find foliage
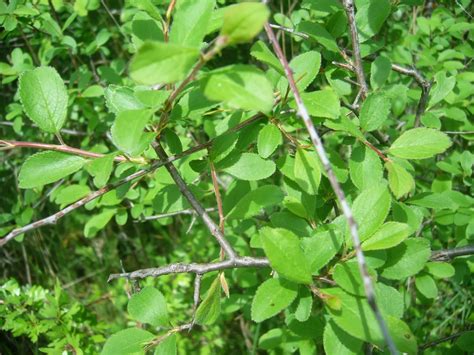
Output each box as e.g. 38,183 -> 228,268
0,0 -> 473,354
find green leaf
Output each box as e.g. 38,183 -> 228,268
154,334 -> 176,355
19,152 -> 86,189
127,287 -> 169,327
415,274 -> 438,299
251,278 -> 298,323
260,227 -> 312,284
333,260 -> 376,296
298,21 -> 339,52
351,184 -> 391,242
370,56 -> 391,90
19,66 -> 68,133
286,51 -> 321,92
323,321 -> 363,355
195,277 -> 221,325
169,0 -> 215,48
425,262 -> 455,279
105,85 -> 145,115
301,228 -> 343,274
385,161 -> 415,198
223,153 -> 276,181
227,185 -> 284,220
202,65 -> 274,113
294,148 -> 321,195
86,154 -> 115,188
111,109 -> 154,157
388,128 -> 452,159
428,71 -> 456,108
220,2 -> 269,45
355,0 -> 391,42
101,328 -> 154,355
257,124 -> 282,159
299,89 -> 340,119
130,41 -> 199,85
84,209 -> 116,238
362,222 -> 412,251
55,185 -> 91,207
294,288 -> 313,322
349,145 -> 383,190
250,40 -> 284,75
381,238 -> 431,280
359,92 -> 391,132
82,84 -> 104,98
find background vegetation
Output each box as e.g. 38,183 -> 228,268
0,0 -> 473,354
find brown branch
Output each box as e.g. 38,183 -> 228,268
0,114 -> 264,247
210,162 -> 225,234
431,245 -> 474,262
0,140 -> 126,162
264,23 -> 397,355
342,0 -> 369,99
153,141 -> 237,259
108,257 -> 270,281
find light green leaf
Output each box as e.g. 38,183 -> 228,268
202,65 -> 274,113
19,152 -> 86,189
260,227 -> 312,284
355,0 -> 391,42
19,66 -> 68,133
220,2 -> 269,45
295,287 -> 313,322
351,184 -> 391,242
55,185 -> 91,207
127,287 -> 169,327
130,41 -> 199,85
381,238 -> 431,280
323,321 -> 363,355
227,185 -> 284,220
349,145 -> 383,190
154,334 -> 176,355
362,222 -> 412,251
286,51 -> 321,92
425,262 -> 455,279
298,21 -> 339,52
251,278 -> 298,323
301,229 -> 343,274
257,124 -> 282,159
415,274 -> 438,299
101,328 -> 154,355
169,0 -> 215,47
370,56 -> 391,90
195,277 -> 221,325
82,84 -> 104,98
86,154 -> 115,188
111,109 -> 153,157
223,153 -> 276,181
333,260 -> 376,296
299,89 -> 340,119
105,85 -> 145,115
84,209 -> 116,238
385,161 -> 415,198
428,71 -> 456,108
250,40 -> 284,75
359,92 -> 391,132
294,148 -> 321,195
388,128 -> 452,159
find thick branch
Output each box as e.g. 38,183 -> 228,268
431,245 -> 474,262
0,114 -> 264,247
264,23 -> 397,355
153,141 -> 237,260
342,0 -> 369,99
0,140 -> 126,162
108,257 -> 270,281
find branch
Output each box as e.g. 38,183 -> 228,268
108,257 -> 270,281
0,140 -> 126,162
419,329 -> 471,350
264,23 -> 397,355
135,208 -> 216,222
152,141 -> 237,260
0,114 -> 264,247
431,245 -> 474,262
342,0 -> 369,99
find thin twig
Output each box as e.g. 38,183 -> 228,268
264,22 -> 397,355
136,208 -> 216,222
108,257 -> 270,281
342,0 -> 369,99
153,141 -> 236,259
210,162 -> 225,234
431,245 -> 474,261
420,329 -> 471,350
269,23 -> 309,39
0,140 -> 126,162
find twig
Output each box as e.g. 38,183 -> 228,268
269,23 -> 309,39
136,208 -> 216,222
0,114 -> 264,247
108,257 -> 270,281
419,329 -> 471,350
443,131 -> 474,135
0,140 -> 126,162
0,121 -> 87,136
264,22 -> 397,355
342,0 -> 369,99
210,162 -> 225,234
153,141 -> 236,260
431,245 -> 474,261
